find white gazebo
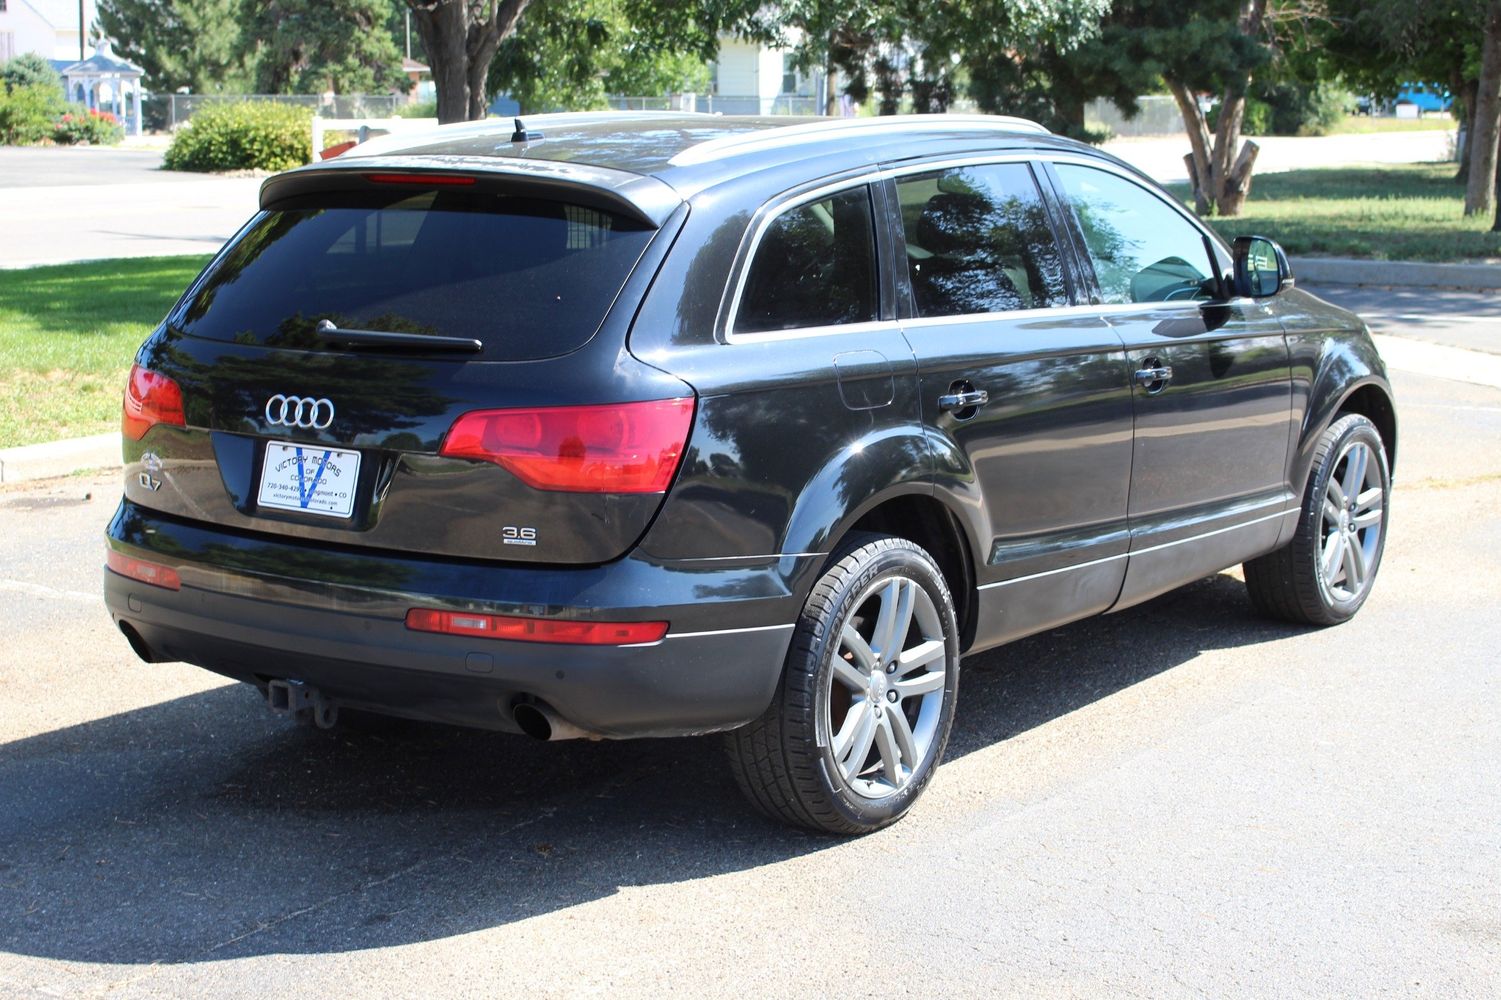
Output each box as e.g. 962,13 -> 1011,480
57,41 -> 144,136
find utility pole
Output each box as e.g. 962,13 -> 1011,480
78,0 -> 85,60
405,10 -> 411,60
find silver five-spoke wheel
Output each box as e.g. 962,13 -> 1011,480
726,533 -> 960,834
828,576 -> 947,799
1244,413 -> 1391,625
1317,438 -> 1385,603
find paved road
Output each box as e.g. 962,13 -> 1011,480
0,128 -> 1460,268
1,319 -> 1498,993
0,148 -> 259,268
1103,129 -> 1455,185
1304,283 -> 1501,356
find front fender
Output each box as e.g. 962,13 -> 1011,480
1291,326 -> 1395,492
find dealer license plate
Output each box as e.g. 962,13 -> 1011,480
257,441 -> 361,518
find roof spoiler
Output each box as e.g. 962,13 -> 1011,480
259,156 -> 682,228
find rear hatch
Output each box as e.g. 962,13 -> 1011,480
122,170 -> 692,565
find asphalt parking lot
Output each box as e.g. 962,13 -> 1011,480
2,342 -> 1499,995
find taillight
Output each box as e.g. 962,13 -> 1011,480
439,398 -> 694,493
122,363 -> 185,441
365,173 -> 476,186
106,549 -> 181,591
405,608 -> 667,645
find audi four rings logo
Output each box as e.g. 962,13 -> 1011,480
265,394 -> 335,429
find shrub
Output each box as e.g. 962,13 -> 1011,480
53,105 -> 125,145
394,99 -> 437,119
164,101 -> 312,172
0,83 -> 65,145
1,53 -> 61,93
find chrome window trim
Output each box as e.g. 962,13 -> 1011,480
722,149 -> 1255,345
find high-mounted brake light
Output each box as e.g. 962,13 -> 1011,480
122,363 -> 185,441
439,398 -> 694,493
365,173 -> 477,187
106,549 -> 181,591
405,609 -> 668,645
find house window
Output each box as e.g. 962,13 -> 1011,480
0,32 -> 14,63
781,55 -> 797,95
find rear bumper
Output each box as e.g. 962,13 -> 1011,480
104,500 -> 807,738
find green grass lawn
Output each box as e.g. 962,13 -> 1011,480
0,255 -> 210,448
1319,114 -> 1457,135
1168,162 -> 1501,262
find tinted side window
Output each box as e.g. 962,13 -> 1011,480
896,163 -> 1067,318
737,186 -> 877,334
1054,164 -> 1213,305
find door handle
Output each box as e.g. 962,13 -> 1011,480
1133,361 -> 1173,394
937,388 -> 989,412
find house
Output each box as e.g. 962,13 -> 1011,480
710,33 -> 827,116
0,0 -> 98,63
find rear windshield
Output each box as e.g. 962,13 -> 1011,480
171,189 -> 655,361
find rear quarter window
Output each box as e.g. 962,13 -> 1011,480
172,188 -> 656,361
734,185 -> 878,335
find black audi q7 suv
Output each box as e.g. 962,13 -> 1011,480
105,113 -> 1395,834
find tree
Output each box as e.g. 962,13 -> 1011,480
487,0 -> 713,114
403,0 -> 534,122
97,0 -> 252,94
246,0 -> 408,95
1470,2 -> 1501,216
1320,0 -> 1501,216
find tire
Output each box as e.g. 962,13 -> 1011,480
1244,413 -> 1391,625
725,532 -> 961,835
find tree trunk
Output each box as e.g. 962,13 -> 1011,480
825,45 -> 837,116
406,0 -> 531,125
1452,71 -> 1477,183
1166,0 -> 1266,217
1464,1 -> 1501,216
1169,80 -> 1214,214
1494,164 -> 1501,231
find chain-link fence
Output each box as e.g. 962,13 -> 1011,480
606,94 -> 821,116
141,93 -> 404,133
1085,95 -> 1184,138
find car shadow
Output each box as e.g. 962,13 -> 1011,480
0,572 -> 1308,967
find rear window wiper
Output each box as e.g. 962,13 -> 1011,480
315,319 -> 483,354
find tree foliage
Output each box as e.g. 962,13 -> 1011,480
247,0 -> 408,95
1,53 -> 63,92
488,0 -> 715,113
98,0 -> 253,94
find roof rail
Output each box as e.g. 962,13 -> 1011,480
668,113 -> 1050,167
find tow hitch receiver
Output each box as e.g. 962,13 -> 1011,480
265,678 -> 339,729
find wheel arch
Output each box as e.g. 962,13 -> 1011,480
822,490 -> 981,653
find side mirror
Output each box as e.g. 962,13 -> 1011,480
1232,235 -> 1293,298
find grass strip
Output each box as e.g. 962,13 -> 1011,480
0,255 -> 211,448
1168,163 -> 1501,262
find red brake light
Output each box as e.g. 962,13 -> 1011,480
405,608 -> 667,645
365,173 -> 476,186
439,398 -> 694,493
106,549 -> 181,591
122,363 -> 185,441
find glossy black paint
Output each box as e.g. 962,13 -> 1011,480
106,114 -> 1395,739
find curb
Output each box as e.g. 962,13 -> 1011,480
0,433 -> 120,484
1291,257 -> 1501,291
